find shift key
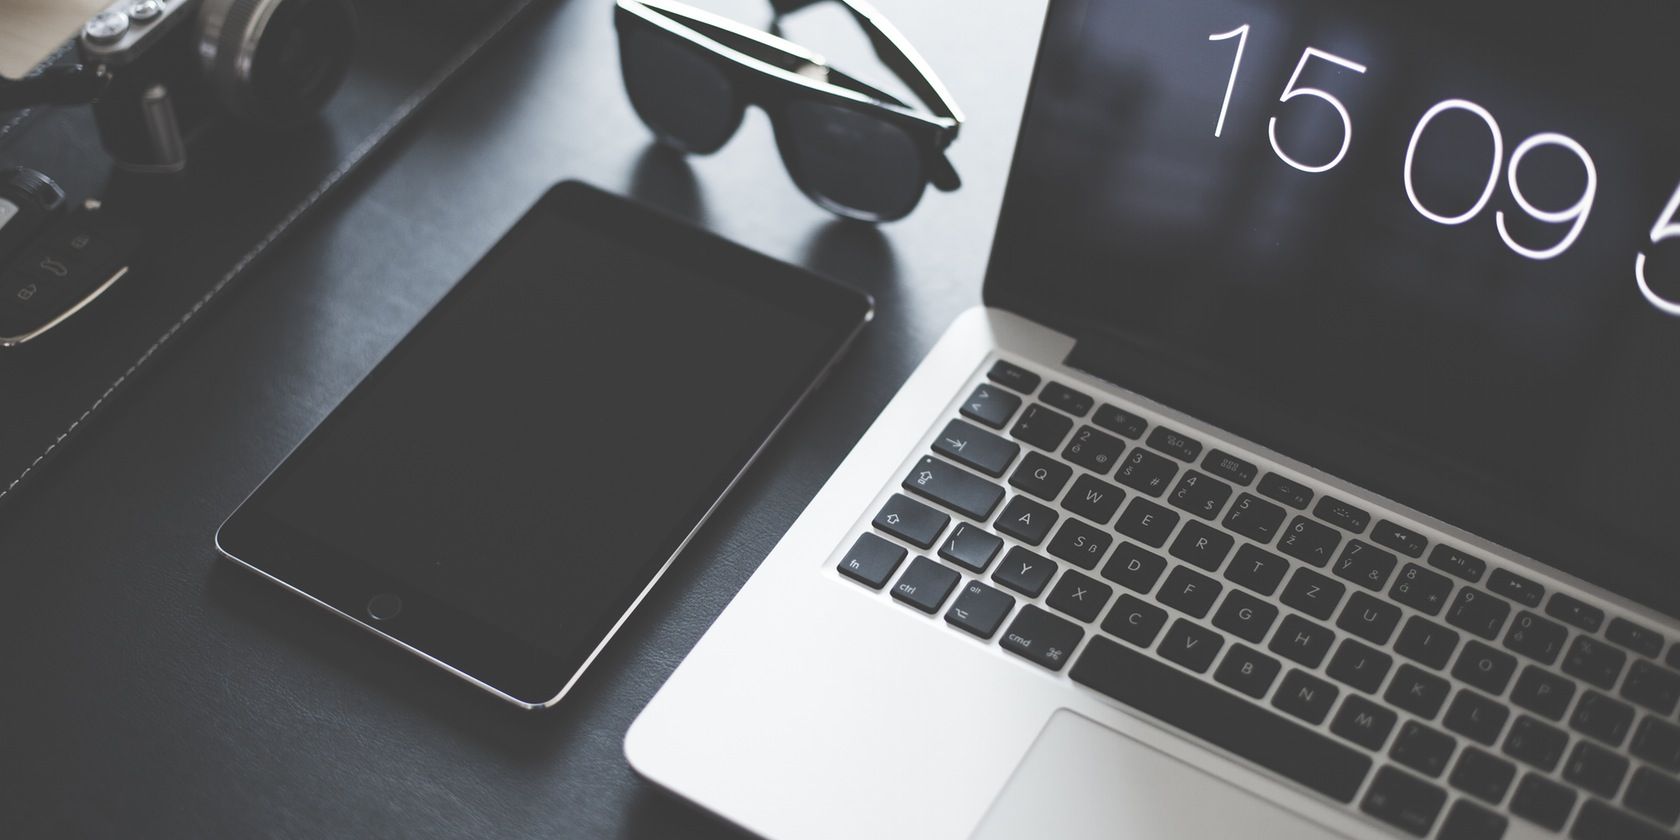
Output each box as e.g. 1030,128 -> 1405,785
904,456 -> 1005,521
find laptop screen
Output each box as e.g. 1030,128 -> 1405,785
986,0 -> 1680,617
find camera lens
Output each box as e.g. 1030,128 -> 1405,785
196,0 -> 356,125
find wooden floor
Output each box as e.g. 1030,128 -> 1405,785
1,0 -> 107,78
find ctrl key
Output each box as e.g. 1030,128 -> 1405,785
837,533 -> 906,590
1360,766 -> 1446,837
1000,605 -> 1084,672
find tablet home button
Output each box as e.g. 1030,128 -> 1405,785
367,593 -> 403,621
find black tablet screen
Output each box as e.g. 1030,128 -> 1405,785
240,184 -> 867,688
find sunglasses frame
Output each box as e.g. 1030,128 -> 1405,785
614,0 -> 964,220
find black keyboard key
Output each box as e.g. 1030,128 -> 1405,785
1511,665 -> 1577,721
1327,638 -> 1393,694
873,493 -> 950,549
1569,690 -> 1634,747
1269,614 -> 1336,669
1562,636 -> 1627,690
1620,660 -> 1680,716
1337,591 -> 1403,645
960,383 -> 1023,429
1572,798 -> 1675,840
1046,519 -> 1111,570
1391,720 -> 1457,778
1168,520 -> 1233,572
1257,472 -> 1313,509
1624,765 -> 1680,826
1102,543 -> 1167,594
1223,492 -> 1287,544
1159,618 -> 1224,673
986,359 -> 1040,394
1070,635 -> 1374,803
1000,605 -> 1083,671
1202,449 -> 1257,485
1360,765 -> 1447,837
1157,565 -> 1222,619
1278,515 -> 1341,567
1101,594 -> 1167,647
1146,425 -> 1202,462
1167,470 -> 1233,520
1333,540 -> 1397,591
837,533 -> 906,589
1451,746 -> 1517,804
1010,403 -> 1075,452
1438,799 -> 1507,840
1453,641 -> 1518,695
1510,772 -> 1576,831
1008,451 -> 1072,500
1372,520 -> 1428,558
1630,716 -> 1680,772
1114,447 -> 1178,497
1114,498 -> 1179,548
1447,588 -> 1512,640
1280,568 -> 1347,621
1062,425 -> 1125,474
1332,694 -> 1398,750
1546,592 -> 1604,633
1314,495 -> 1370,533
1387,664 -> 1452,719
945,580 -> 1014,639
939,522 -> 1004,573
1273,668 -> 1339,725
1213,590 -> 1278,644
1503,610 -> 1568,665
1224,543 -> 1290,596
1395,616 -> 1462,670
1444,690 -> 1510,746
1563,741 -> 1629,800
1060,474 -> 1125,525
1214,643 -> 1282,699
1430,545 -> 1488,583
1390,562 -> 1454,616
891,556 -> 961,614
1503,715 -> 1568,771
1045,569 -> 1112,624
995,495 -> 1058,545
904,456 -> 1005,521
1487,568 -> 1544,608
1606,617 -> 1665,659
992,546 -> 1057,598
1092,403 -> 1147,439
1039,381 -> 1093,416
933,419 -> 1021,477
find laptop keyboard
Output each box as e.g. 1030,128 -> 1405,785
834,358 -> 1680,840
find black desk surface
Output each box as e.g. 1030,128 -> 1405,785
0,1 -> 1046,836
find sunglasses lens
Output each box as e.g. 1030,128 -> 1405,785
778,100 -> 927,221
619,27 -> 742,153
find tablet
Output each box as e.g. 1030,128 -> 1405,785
217,181 -> 872,708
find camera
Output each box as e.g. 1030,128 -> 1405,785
77,0 -> 357,173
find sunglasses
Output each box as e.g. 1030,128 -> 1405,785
614,0 -> 964,222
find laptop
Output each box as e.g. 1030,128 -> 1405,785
626,0 -> 1680,837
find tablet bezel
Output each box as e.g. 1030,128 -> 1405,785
216,180 -> 873,708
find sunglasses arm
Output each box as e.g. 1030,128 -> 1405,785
770,0 -> 964,128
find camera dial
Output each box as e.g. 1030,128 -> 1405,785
83,12 -> 133,45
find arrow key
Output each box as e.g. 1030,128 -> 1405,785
933,418 -> 1020,477
873,493 -> 951,549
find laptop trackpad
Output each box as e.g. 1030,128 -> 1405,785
971,709 -> 1347,840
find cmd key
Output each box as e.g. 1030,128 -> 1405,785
1360,766 -> 1447,837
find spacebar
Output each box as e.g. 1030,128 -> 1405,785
1069,636 -> 1372,803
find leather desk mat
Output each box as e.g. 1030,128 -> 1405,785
0,1 -> 1046,836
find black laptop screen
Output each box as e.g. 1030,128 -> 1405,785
987,0 -> 1680,617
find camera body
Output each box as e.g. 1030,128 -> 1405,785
78,0 -> 356,172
